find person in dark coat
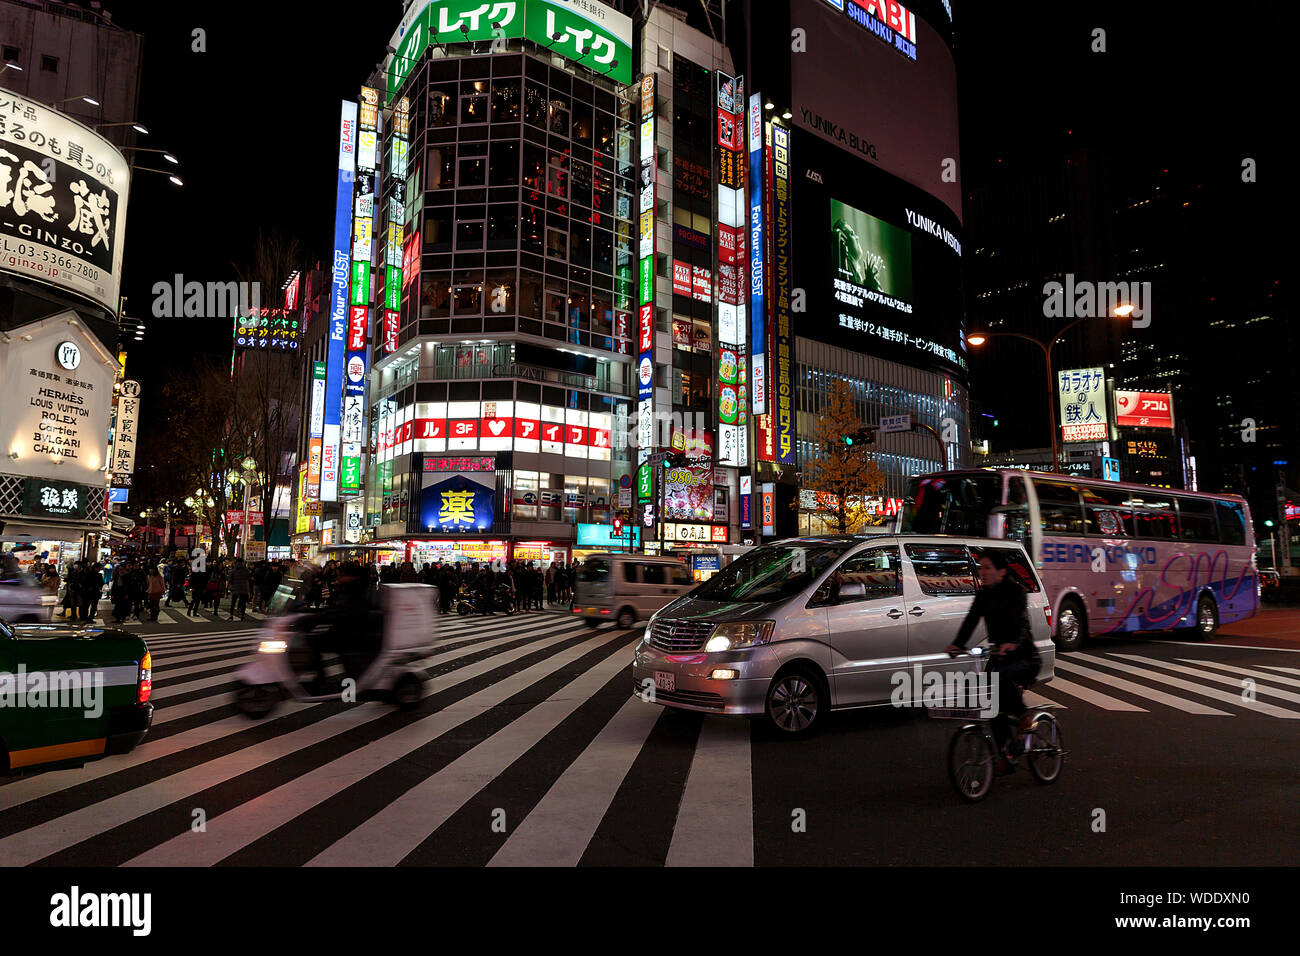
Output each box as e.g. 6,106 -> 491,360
945,550 -> 1042,765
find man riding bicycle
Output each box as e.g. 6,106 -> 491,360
945,550 -> 1041,773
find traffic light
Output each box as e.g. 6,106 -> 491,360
613,517 -> 623,536
665,451 -> 689,467
1264,519 -> 1275,528
844,427 -> 875,447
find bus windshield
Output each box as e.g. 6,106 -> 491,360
899,473 -> 1003,537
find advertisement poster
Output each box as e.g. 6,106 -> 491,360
664,462 -> 714,522
830,198 -> 913,307
1058,367 -> 1108,443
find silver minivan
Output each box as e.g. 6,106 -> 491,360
575,552 -> 696,628
632,534 -> 1056,735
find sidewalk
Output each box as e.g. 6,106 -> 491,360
1213,607 -> 1300,649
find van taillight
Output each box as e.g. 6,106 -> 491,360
1043,605 -> 1053,629
138,651 -> 152,704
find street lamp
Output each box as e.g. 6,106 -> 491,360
55,94 -> 100,107
95,120 -> 149,134
130,165 -> 183,186
0,62 -> 22,74
967,305 -> 1130,472
128,147 -> 178,164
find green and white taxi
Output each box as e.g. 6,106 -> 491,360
0,616 -> 153,773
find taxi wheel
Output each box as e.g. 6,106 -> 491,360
616,607 -> 637,628
765,667 -> 825,737
235,682 -> 280,719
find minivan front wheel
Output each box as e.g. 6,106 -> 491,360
765,668 -> 824,736
616,607 -> 636,628
1054,597 -> 1087,653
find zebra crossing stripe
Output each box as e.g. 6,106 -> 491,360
1180,659 -> 1300,689
1038,676 -> 1147,711
1110,654 -> 1300,708
6,627 -> 594,867
1054,659 -> 1232,715
488,697 -> 661,867
303,637 -> 640,867
1022,689 -> 1063,710
127,630 -> 630,867
1258,664 -> 1300,677
665,717 -> 754,867
154,609 -> 179,625
1071,653 -> 1300,718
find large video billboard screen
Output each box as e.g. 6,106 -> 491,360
794,128 -> 965,377
790,0 -> 961,220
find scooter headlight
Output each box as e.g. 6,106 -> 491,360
258,640 -> 288,654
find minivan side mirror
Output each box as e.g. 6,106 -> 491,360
986,513 -> 1007,539
836,582 -> 867,601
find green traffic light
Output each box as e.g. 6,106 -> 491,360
1265,519 -> 1275,527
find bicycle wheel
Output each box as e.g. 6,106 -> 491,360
948,726 -> 995,802
1026,713 -> 1064,784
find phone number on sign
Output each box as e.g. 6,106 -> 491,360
0,237 -> 101,279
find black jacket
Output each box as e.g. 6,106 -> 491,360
952,577 -> 1037,658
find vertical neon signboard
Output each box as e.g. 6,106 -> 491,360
322,100 -> 358,502
771,122 -> 795,465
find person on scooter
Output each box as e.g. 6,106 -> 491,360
303,561 -> 376,690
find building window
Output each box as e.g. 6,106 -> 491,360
40,54 -> 58,73
2,46 -> 19,63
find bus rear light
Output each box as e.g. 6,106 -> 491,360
138,651 -> 152,704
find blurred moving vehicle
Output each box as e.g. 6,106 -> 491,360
233,581 -> 434,718
0,554 -> 56,623
574,552 -> 695,628
632,535 -> 1055,736
0,615 -> 153,773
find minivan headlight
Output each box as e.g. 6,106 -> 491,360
704,621 -> 775,652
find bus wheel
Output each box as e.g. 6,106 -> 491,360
1054,598 -> 1086,653
1195,594 -> 1219,640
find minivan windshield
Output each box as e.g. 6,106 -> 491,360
692,542 -> 851,603
579,558 -> 610,583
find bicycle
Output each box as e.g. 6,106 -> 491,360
931,645 -> 1067,803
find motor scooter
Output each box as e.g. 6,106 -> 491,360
234,583 -> 435,718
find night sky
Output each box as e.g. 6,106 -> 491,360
106,0 -> 1292,432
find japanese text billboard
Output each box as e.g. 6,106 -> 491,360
0,91 -> 130,313
322,100 -> 358,502
1115,390 -> 1174,430
1058,367 -> 1108,442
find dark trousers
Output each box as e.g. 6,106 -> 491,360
990,652 -> 1039,752
230,593 -> 248,618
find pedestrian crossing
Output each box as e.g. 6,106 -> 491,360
1,612 -> 1298,867
48,604 -> 272,628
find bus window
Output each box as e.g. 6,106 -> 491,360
899,473 -> 1002,536
969,545 -> 1041,593
1032,479 -> 1086,535
1129,496 -> 1176,540
1215,501 -> 1247,546
995,474 -> 1032,543
1176,497 -> 1219,543
1081,485 -> 1133,537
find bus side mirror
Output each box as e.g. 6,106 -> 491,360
986,513 -> 1007,539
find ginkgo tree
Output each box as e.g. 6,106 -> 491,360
796,376 -> 888,534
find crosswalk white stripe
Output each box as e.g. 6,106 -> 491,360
304,636 -> 639,867
1022,689 -> 1063,709
488,696 -> 660,867
1037,677 -> 1147,711
156,653 -> 258,682
1111,654 -> 1300,708
154,609 -> 179,625
1259,664 -> 1300,676
142,628 -> 262,645
0,623 -> 573,812
128,629 -> 631,867
0,627 -> 593,866
665,717 -> 753,867
1185,658 -> 1300,686
1070,653 -> 1300,718
1053,659 -> 1232,715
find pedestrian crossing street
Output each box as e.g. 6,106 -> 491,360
1,611 -> 1298,867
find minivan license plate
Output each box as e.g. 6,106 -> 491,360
654,671 -> 675,692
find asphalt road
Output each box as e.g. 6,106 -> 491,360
2,607 -> 1297,866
